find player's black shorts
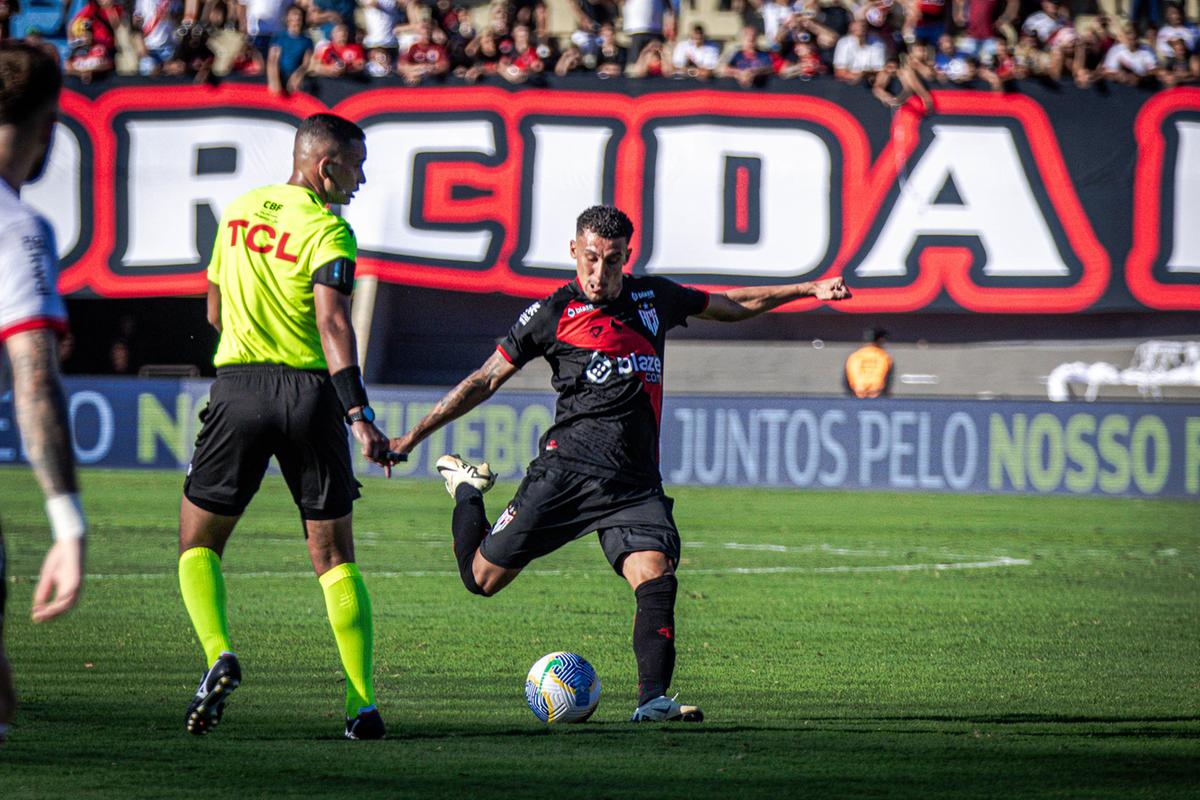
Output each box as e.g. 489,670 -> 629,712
479,463 -> 681,574
183,364 -> 360,520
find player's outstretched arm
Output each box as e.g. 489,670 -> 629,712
314,283 -> 394,473
390,349 -> 518,456
5,328 -> 87,622
697,276 -> 851,322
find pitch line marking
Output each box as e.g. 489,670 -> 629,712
16,557 -> 1031,582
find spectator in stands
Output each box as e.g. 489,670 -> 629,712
305,0 -> 357,40
595,21 -> 627,76
845,327 -> 893,398
364,43 -> 390,74
313,21 -> 364,76
1159,34 -> 1199,84
498,21 -> 542,81
980,36 -> 1016,90
1016,31 -> 1047,77
464,27 -> 505,79
776,7 -> 839,54
66,18 -> 115,82
904,37 -> 936,82
267,4 -> 312,95
1072,15 -> 1114,87
1156,4 -> 1195,58
554,41 -> 587,74
672,23 -> 720,79
202,3 -> 248,75
859,0 -> 900,53
756,0 -> 798,47
1021,0 -> 1067,49
0,0 -> 19,41
833,19 -> 885,83
933,31 -> 973,82
240,0 -> 291,57
227,33 -> 266,74
630,36 -> 668,76
398,19 -> 449,84
131,0 -> 181,75
510,0 -> 548,39
71,0 -> 127,54
901,0 -> 948,45
1128,0 -> 1163,31
776,34 -> 826,78
1102,22 -> 1158,84
575,0 -> 618,32
621,0 -> 673,62
872,56 -> 905,104
360,0 -> 413,63
722,25 -> 773,86
164,18 -> 214,81
953,0 -> 1016,64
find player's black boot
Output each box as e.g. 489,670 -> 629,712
344,707 -> 386,740
185,653 -> 241,735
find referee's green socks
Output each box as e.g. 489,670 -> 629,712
319,562 -> 377,718
178,546 -> 234,666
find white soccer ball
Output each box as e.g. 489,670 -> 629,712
524,652 -> 601,723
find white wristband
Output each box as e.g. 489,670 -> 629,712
46,493 -> 87,542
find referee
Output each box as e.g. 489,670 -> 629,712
177,113 -> 393,740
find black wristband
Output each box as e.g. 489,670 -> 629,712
330,366 -> 369,413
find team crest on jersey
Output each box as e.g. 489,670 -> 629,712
585,351 -> 614,384
491,504 -> 516,534
638,305 -> 660,335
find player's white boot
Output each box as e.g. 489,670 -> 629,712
435,454 -> 497,497
630,694 -> 704,723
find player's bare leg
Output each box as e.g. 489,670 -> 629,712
178,498 -> 241,734
623,550 -> 703,723
305,515 -> 383,739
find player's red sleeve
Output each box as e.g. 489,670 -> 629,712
0,316 -> 69,342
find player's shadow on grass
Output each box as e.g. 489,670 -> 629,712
808,713 -> 1200,725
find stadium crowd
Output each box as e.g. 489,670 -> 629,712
1,0 -> 1197,96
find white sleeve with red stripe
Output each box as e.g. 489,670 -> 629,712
0,211 -> 68,342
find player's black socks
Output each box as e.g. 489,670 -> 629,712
452,485 -> 489,596
633,574 -> 678,706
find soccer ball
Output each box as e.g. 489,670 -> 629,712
524,652 -> 601,723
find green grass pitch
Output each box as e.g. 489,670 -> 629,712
1,468 -> 1197,799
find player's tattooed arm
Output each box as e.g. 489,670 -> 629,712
390,350 -> 518,455
697,277 -> 851,321
5,329 -> 79,497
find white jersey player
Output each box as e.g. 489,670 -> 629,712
0,40 -> 87,746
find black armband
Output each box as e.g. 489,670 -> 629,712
312,257 -> 357,295
330,366 -> 369,413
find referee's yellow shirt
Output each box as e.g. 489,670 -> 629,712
208,184 -> 356,370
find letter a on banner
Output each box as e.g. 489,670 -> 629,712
855,125 -> 1069,279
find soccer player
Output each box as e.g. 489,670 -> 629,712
0,41 -> 89,744
178,113 -> 393,740
389,205 -> 850,721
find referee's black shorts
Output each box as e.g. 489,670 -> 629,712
479,463 -> 681,575
184,364 -> 360,520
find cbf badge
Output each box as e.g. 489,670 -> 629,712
638,305 -> 660,335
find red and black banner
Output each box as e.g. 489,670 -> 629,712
33,77 -> 1200,313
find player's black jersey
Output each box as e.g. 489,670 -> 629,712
498,275 -> 709,485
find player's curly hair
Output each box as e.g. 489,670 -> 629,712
576,206 -> 634,242
0,41 -> 62,127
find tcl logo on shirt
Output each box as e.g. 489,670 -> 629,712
226,219 -> 299,263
